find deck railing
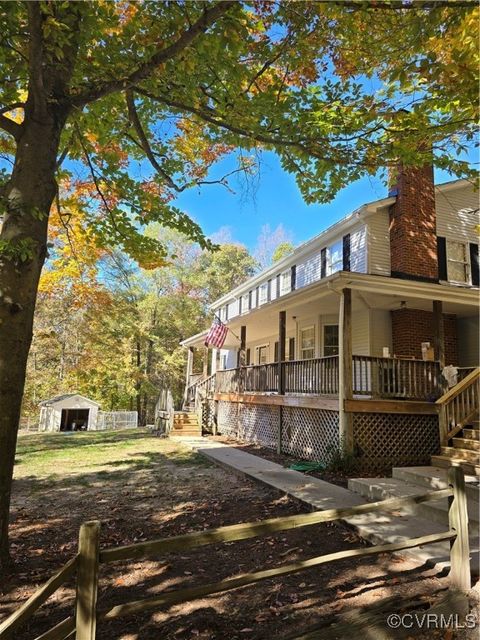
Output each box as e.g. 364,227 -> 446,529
285,356 -> 339,395
188,355 -> 446,402
352,355 -> 443,400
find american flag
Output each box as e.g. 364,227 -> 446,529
205,316 -> 228,349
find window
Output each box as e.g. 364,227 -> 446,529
257,345 -> 268,364
328,240 -> 343,275
280,269 -> 291,295
250,289 -> 257,309
324,325 -> 339,356
240,294 -> 249,314
288,337 -> 295,361
259,282 -> 269,305
447,240 -> 470,284
300,326 -> 315,359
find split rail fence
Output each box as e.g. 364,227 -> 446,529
0,467 -> 471,640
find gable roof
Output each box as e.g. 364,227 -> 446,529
39,393 -> 101,407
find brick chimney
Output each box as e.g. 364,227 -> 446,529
388,163 -> 438,282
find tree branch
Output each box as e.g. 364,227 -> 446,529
0,114 -> 21,140
71,1 -> 234,107
126,89 -> 181,192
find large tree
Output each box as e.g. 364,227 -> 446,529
0,0 -> 477,565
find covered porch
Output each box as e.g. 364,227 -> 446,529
183,272 -> 478,405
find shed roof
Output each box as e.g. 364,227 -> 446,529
39,393 -> 101,407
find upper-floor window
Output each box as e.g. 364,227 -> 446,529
447,240 -> 470,284
328,240 -> 343,276
240,293 -> 249,314
250,289 -> 257,309
280,269 -> 291,296
300,326 -> 315,359
259,282 -> 269,305
219,306 -> 227,322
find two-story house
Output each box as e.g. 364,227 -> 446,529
180,165 -> 479,473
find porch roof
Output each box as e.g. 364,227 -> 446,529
181,271 -> 479,349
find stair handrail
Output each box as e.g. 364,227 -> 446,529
435,367 -> 480,406
436,367 -> 479,446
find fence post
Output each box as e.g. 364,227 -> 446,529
448,467 -> 471,592
76,520 -> 101,640
439,405 -> 448,446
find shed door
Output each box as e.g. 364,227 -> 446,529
60,408 -> 90,431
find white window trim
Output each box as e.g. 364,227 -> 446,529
446,239 -> 471,285
300,325 -> 316,360
255,343 -> 270,365
258,282 -> 269,305
280,269 -> 291,296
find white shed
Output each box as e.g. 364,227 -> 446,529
38,393 -> 100,432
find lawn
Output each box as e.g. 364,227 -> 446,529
1,429 -> 454,639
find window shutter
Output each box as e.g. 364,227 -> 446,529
437,236 -> 447,281
291,265 -> 296,291
289,337 -> 295,361
267,279 -> 271,301
246,348 -> 251,365
276,274 -> 280,297
248,291 -> 252,310
321,248 -> 327,278
470,243 -> 479,286
343,234 -> 351,271
274,341 -> 279,362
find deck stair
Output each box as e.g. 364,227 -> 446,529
348,466 -> 480,537
170,411 -> 202,438
432,418 -> 480,476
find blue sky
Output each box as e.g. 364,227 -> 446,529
174,150 -> 475,253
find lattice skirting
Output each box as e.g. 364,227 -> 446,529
217,401 -> 239,438
282,408 -> 339,461
353,413 -> 439,471
201,400 -> 216,434
217,401 -> 338,463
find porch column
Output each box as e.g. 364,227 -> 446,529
277,310 -> 286,454
338,288 -> 353,452
186,347 -> 194,384
211,348 -> 218,375
203,346 -> 209,378
433,300 -> 445,368
237,325 -> 247,367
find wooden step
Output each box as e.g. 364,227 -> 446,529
463,428 -> 480,441
453,437 -> 480,452
392,466 -> 479,502
441,446 -> 480,464
348,477 -> 479,530
431,455 -> 480,477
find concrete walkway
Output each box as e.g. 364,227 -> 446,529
174,436 -> 479,571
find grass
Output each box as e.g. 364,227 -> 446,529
14,428 -> 210,481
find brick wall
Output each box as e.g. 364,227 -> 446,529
391,308 -> 458,364
389,164 -> 438,281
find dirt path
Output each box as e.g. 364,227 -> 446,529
0,430 -> 472,639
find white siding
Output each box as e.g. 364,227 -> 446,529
227,299 -> 239,319
369,309 -> 392,357
350,226 -> 367,273
352,309 -> 370,355
296,252 -> 322,289
436,185 -> 479,244
367,210 -> 391,276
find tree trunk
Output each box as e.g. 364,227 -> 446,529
0,110 -> 64,567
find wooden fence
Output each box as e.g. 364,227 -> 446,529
0,467 -> 471,640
